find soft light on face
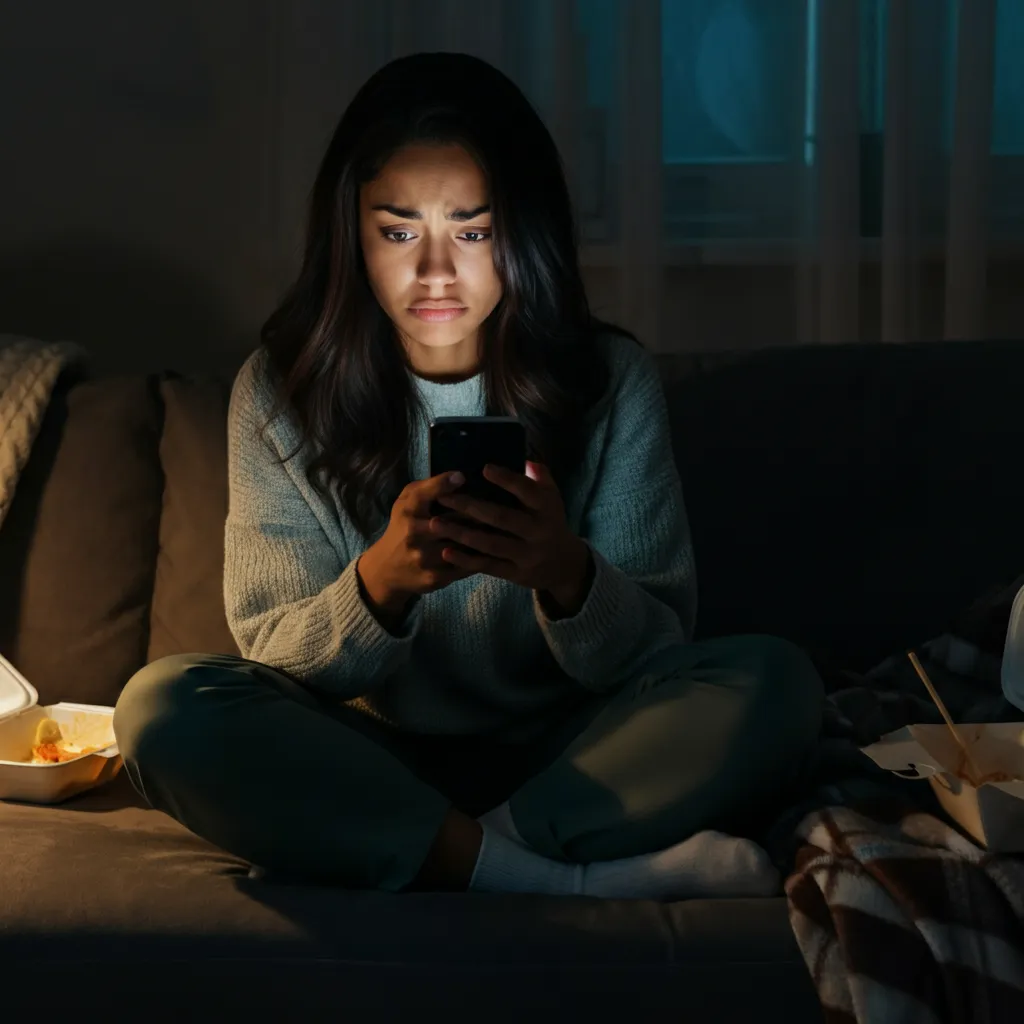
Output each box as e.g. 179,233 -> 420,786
359,143 -> 502,380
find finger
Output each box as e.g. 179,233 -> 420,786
429,514 -> 520,560
402,521 -> 454,562
406,518 -> 442,546
411,532 -> 477,575
406,470 -> 466,513
481,464 -> 546,511
433,494 -> 534,538
417,540 -> 453,571
440,544 -> 514,578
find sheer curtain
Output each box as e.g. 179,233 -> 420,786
274,0 -> 1023,352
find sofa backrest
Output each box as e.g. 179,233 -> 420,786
3,338 -> 1024,708
660,339 -> 1024,668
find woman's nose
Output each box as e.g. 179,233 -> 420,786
417,238 -> 457,285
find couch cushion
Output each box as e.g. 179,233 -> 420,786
0,375 -> 163,706
0,777 -> 820,1022
147,374 -> 239,663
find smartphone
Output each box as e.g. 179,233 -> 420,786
428,416 -> 527,526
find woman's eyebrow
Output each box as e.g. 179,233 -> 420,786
370,203 -> 490,222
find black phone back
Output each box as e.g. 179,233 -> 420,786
428,417 -> 526,518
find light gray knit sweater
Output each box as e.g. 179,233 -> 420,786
224,332 -> 696,739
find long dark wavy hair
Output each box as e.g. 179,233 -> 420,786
260,51 -> 640,540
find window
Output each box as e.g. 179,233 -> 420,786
991,0 -> 1024,237
574,0 -> 815,243
989,0 -> 1024,155
660,0 -> 807,241
661,1 -> 806,164
573,0 -> 1024,245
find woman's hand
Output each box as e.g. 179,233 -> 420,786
357,470 -> 477,625
430,461 -> 593,615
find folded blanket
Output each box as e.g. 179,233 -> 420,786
787,793 -> 1024,1024
0,334 -> 86,532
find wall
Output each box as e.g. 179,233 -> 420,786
2,1 -> 1021,379
0,0 -> 280,378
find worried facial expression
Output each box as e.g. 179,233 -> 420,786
359,143 -> 503,380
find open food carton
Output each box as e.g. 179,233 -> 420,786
861,722 -> 1024,851
0,651 -> 122,804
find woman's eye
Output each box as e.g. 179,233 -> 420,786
380,229 -> 491,244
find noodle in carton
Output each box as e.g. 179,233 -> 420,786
861,722 -> 1024,851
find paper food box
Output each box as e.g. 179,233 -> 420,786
0,652 -> 123,804
861,722 -> 1024,852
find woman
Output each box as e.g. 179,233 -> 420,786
114,53 -> 823,899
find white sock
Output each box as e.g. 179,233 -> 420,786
476,801 -> 524,843
581,830 -> 780,899
469,823 -> 779,901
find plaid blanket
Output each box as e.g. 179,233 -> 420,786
786,789 -> 1024,1023
762,575 -> 1024,1023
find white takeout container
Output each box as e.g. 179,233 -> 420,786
0,651 -> 122,804
862,722 -> 1024,851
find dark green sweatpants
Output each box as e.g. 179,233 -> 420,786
113,634 -> 823,892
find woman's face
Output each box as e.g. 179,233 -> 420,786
359,143 -> 502,381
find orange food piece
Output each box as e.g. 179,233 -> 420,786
31,742 -> 100,764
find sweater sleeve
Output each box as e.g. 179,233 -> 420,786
533,341 -> 697,692
223,353 -> 421,697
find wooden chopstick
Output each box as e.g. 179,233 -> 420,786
907,650 -> 984,784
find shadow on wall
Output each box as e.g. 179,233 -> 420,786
0,238 -> 256,377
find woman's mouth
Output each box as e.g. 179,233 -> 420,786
408,306 -> 468,322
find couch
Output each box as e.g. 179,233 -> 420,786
3,338 -> 1024,1022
